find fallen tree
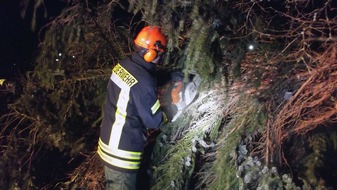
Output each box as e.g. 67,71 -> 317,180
1,0 -> 337,189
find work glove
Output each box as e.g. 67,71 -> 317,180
162,111 -> 170,125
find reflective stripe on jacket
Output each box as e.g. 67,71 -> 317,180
98,53 -> 163,172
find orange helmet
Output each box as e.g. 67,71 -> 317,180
134,26 -> 167,53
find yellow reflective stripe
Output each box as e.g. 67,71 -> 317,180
151,99 -> 160,114
109,73 -> 130,148
0,79 -> 5,85
116,107 -> 126,117
97,147 -> 140,170
98,138 -> 141,160
110,105 -> 127,148
112,63 -> 138,87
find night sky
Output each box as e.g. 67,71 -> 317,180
0,0 -> 65,79
0,0 -> 34,78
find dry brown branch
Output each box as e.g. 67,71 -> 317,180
268,44 -> 337,164
67,152 -> 105,189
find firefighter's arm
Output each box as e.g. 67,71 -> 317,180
133,89 -> 166,129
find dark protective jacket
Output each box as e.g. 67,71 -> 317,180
97,53 -> 164,173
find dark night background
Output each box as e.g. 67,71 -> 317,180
0,0 -> 65,118
1,0 -> 34,78
0,0 -> 65,79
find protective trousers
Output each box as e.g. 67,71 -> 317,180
104,166 -> 137,190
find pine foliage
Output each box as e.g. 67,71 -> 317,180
152,79 -> 227,189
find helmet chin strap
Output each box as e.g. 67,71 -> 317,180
151,55 -> 161,64
137,48 -> 147,57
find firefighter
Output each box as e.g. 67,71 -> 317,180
97,26 -> 169,190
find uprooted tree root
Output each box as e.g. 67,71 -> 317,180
62,153 -> 104,190
267,45 -> 337,165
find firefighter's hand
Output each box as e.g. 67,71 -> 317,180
162,111 -> 170,124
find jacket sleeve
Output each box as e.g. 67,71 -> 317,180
132,88 -> 164,129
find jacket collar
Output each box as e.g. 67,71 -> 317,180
130,53 -> 156,74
